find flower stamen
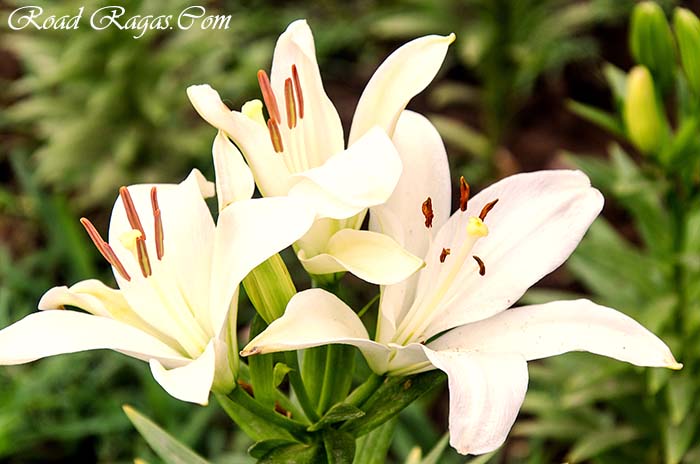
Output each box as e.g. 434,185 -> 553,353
119,187 -> 146,239
284,78 -> 297,129
479,199 -> 499,220
472,255 -> 486,275
80,218 -> 131,281
422,197 -> 434,228
151,187 -> 164,260
257,69 -> 281,122
291,64 -> 304,119
459,176 -> 470,212
267,118 -> 284,153
440,248 -> 451,263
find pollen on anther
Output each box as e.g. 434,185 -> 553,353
473,255 -> 486,276
257,69 -> 281,122
284,78 -> 297,129
479,199 -> 499,220
267,118 -> 284,153
459,176 -> 470,212
119,186 -> 146,239
422,197 -> 434,228
291,65 -> 304,119
80,217 -> 131,281
440,248 -> 451,263
150,187 -> 164,260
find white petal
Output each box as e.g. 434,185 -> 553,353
0,310 -> 187,366
370,111 -> 451,342
289,127 -> 402,219
430,299 -> 682,369
210,196 -> 316,334
241,289 -> 392,373
150,340 -> 217,405
213,131 -> 255,210
349,33 -> 455,144
109,170 -> 217,342
269,20 -> 344,167
187,84 -> 291,196
422,348 -> 528,455
298,229 -> 424,285
419,170 -> 604,337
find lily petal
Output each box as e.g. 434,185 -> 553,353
210,196 -> 316,335
298,229 -> 424,286
270,19 -> 344,167
150,341 -> 217,405
370,111 -> 451,342
430,299 -> 682,369
241,289 -> 392,373
187,84 -> 291,196
349,33 -> 455,144
422,348 -> 528,455
288,127 -> 402,219
419,170 -> 604,338
213,130 -> 255,211
0,310 -> 187,365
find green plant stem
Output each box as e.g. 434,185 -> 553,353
316,345 -> 355,414
345,373 -> 384,408
285,351 -> 320,423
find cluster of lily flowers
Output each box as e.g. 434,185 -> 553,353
0,20 -> 682,456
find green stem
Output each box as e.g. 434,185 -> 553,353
285,351 -> 320,423
316,345 -> 355,414
345,373 -> 383,408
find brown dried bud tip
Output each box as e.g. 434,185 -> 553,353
439,248 -> 451,263
422,197 -> 434,228
459,176 -> 470,212
472,255 -> 486,276
479,199 -> 499,221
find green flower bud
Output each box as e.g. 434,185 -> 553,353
630,1 -> 676,91
673,8 -> 700,95
624,66 -> 668,154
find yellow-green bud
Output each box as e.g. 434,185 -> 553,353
674,8 -> 700,95
624,66 -> 667,154
630,2 -> 676,91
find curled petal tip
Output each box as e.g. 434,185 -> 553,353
446,32 -> 456,44
239,347 -> 259,357
668,361 -> 683,370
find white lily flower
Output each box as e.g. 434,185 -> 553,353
0,168 -> 315,405
187,19 -> 454,285
240,111 -> 681,454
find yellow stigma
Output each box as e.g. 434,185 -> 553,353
119,229 -> 143,253
466,217 -> 488,237
242,99 -> 266,126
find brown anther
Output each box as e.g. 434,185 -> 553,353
472,255 -> 486,276
439,248 -> 451,263
291,64 -> 304,119
422,197 -> 434,228
119,186 -> 146,239
80,218 -> 131,281
150,187 -> 164,260
284,78 -> 297,129
267,118 -> 284,153
459,176 -> 470,212
479,199 -> 499,221
135,236 -> 152,278
257,69 -> 281,122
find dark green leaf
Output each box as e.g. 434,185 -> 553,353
323,429 -> 355,464
258,442 -> 322,464
308,404 -> 366,432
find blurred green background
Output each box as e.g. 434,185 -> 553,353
2,0 -> 699,462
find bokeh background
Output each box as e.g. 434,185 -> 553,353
1,0 -> 699,462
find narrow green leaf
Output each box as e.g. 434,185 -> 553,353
273,363 -> 292,388
566,426 -> 639,462
353,418 -> 397,464
323,429 -> 356,464
308,404 -> 366,432
567,100 -> 625,138
663,416 -> 697,464
258,442 -> 322,464
666,372 -> 695,425
248,439 -> 299,459
419,434 -> 449,464
215,392 -> 295,443
122,405 -> 210,464
249,316 -> 276,408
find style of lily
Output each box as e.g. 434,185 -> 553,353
0,160 -> 315,405
187,19 -> 454,285
240,111 -> 682,455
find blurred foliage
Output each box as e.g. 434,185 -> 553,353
523,3 -> 700,462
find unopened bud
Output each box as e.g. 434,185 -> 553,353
630,2 -> 676,92
624,66 -> 668,154
674,8 -> 700,95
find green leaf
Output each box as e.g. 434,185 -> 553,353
666,372 -> 695,425
567,100 -> 625,138
663,416 -> 697,464
566,426 -> 639,462
308,404 -> 366,432
249,440 -> 300,459
323,429 -> 356,464
419,434 -> 449,464
249,316 -> 276,408
273,363 -> 292,388
341,371 -> 445,437
215,392 -> 296,443
258,442 -> 322,464
353,418 -> 397,464
122,405 -> 210,464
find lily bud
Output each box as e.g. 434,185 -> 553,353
624,66 -> 668,154
630,1 -> 676,91
673,8 -> 700,95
